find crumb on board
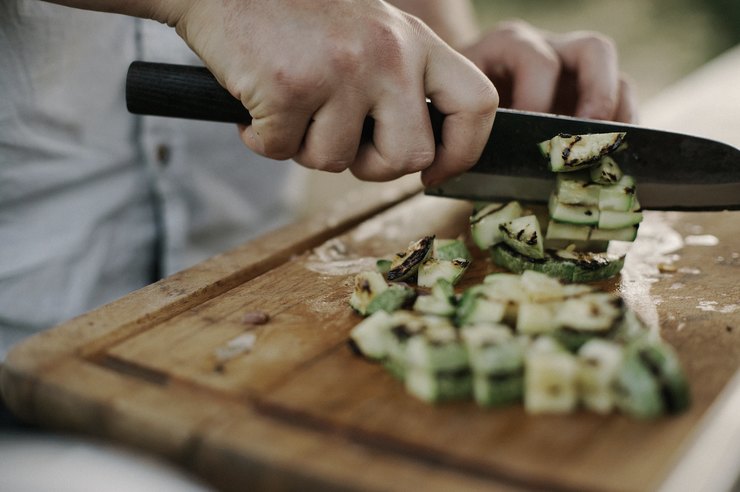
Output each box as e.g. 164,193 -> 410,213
242,310 -> 270,325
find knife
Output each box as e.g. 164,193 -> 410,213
125,61 -> 740,210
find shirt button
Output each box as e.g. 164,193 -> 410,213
156,144 -> 171,167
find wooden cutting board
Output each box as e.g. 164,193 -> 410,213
4,46 -> 740,492
2,170 -> 739,491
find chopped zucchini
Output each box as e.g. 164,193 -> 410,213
590,156 -> 623,185
417,258 -> 470,288
598,210 -> 643,230
499,215 -> 545,260
365,284 -> 416,315
555,292 -> 623,332
349,310 -> 394,360
375,258 -> 392,275
349,271 -> 388,315
634,341 -> 690,414
589,225 -> 639,242
577,339 -> 624,414
540,132 -> 626,172
470,201 -> 523,250
491,244 -> 625,283
405,366 -> 473,403
598,175 -> 636,212
545,220 -> 591,241
387,235 -> 434,282
456,286 -> 507,326
413,278 -> 457,317
516,301 -> 561,335
461,324 -> 525,407
613,345 -> 665,419
555,175 -> 601,206
549,193 -> 600,226
405,323 -> 468,372
524,337 -> 579,414
433,238 -> 472,261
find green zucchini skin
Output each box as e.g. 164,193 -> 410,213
490,244 -> 625,283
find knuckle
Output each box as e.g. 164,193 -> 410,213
269,67 -> 325,107
496,19 -> 530,37
477,81 -> 500,116
326,41 -> 364,76
577,31 -> 617,56
399,149 -> 435,173
299,150 -> 353,173
365,18 -> 406,69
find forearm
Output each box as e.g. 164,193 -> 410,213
40,0 -> 182,24
388,0 -> 479,48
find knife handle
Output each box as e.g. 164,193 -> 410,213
125,61 -> 444,142
126,62 -> 253,124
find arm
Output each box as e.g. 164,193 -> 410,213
40,0 -> 498,186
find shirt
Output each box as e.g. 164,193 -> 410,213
0,1 -> 303,357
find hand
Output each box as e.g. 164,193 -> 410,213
460,20 -> 637,123
168,0 -> 498,185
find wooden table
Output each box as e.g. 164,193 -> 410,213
3,47 -> 740,492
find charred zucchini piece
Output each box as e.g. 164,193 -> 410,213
413,279 -> 457,317
349,310 -> 394,360
405,323 -> 472,402
545,220 -> 591,241
470,201 -> 523,250
598,175 -> 636,212
365,284 -> 416,315
417,258 -> 470,288
550,249 -> 626,283
387,235 -> 434,282
499,215 -> 545,260
590,156 -> 623,185
549,193 -> 600,226
456,286 -> 507,326
433,238 -> 472,261
613,345 -> 665,419
555,174 -> 601,206
349,271 -> 388,315
461,324 -> 525,406
524,337 -> 579,414
490,244 -> 625,283
633,341 -> 690,414
589,225 -> 639,242
516,302 -> 561,335
577,339 -> 624,414
598,210 -> 643,230
555,292 -> 623,333
406,323 -> 468,371
540,132 -> 626,172
405,367 -> 473,403
375,258 -> 392,275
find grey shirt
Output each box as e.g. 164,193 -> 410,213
0,1 -> 302,356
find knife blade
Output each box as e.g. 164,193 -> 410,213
126,61 -> 740,210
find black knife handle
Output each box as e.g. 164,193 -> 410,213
125,61 -> 444,142
126,62 -> 252,124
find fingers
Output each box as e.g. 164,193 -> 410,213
293,95 -> 370,173
421,46 -> 498,187
615,75 -> 639,123
349,88 -> 436,181
548,31 -> 620,120
462,23 -> 561,114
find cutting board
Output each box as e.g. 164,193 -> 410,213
2,170 -> 739,491
4,45 -> 740,492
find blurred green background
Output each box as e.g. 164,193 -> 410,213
472,0 -> 740,102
